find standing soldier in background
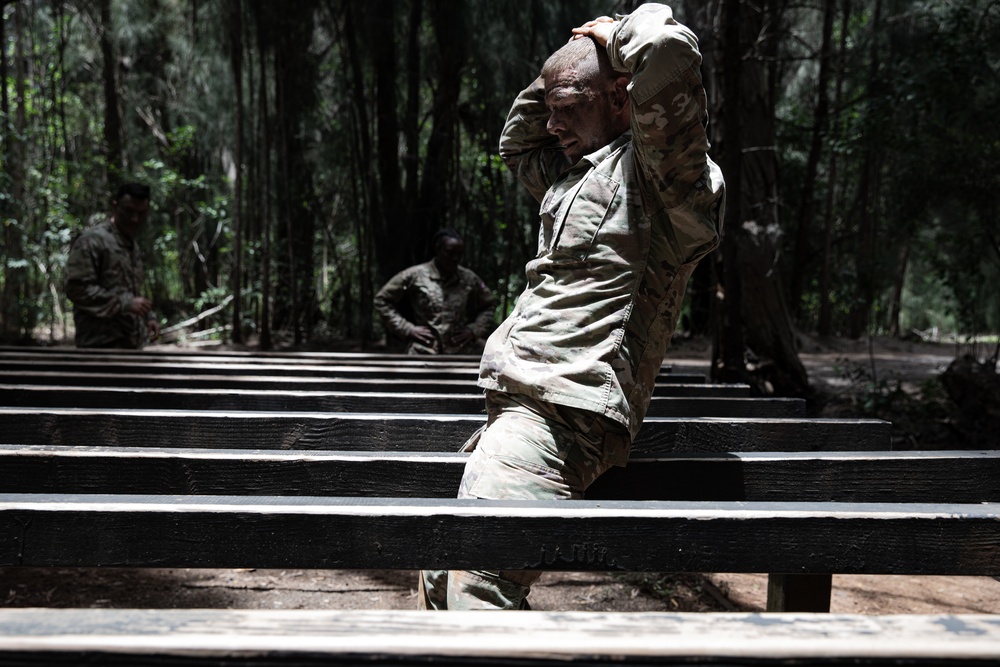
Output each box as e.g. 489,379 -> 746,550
374,228 -> 497,355
65,182 -> 160,349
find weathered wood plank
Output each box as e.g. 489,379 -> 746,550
1,495 -> 998,573
0,408 -> 890,452
0,385 -> 804,417
0,347 -> 486,366
0,358 -> 700,383
0,370 -> 732,396
0,446 -> 996,503
1,609 -> 999,666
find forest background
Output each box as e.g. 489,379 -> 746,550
1,0 -> 998,397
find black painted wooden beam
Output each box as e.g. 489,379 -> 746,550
1,494 -> 998,573
0,408 -> 889,452
0,446 -> 996,503
0,385 -> 804,417
0,370 -> 729,396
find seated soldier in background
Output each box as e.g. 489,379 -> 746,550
65,182 -> 160,349
374,228 -> 497,355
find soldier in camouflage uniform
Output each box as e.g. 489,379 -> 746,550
374,228 -> 497,355
419,4 -> 724,610
65,183 -> 160,349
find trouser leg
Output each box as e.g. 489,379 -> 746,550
419,391 -> 629,611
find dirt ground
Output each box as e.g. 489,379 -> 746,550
2,334 -> 998,614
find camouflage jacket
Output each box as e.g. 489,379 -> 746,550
65,219 -> 152,349
479,3 -> 725,448
374,260 -> 497,355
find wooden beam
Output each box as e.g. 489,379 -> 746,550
1,495 -> 998,573
0,385 -> 804,417
0,447 -> 996,503
0,408 -> 890,452
0,358 -> 701,383
1,609 -> 998,665
0,370 -> 731,396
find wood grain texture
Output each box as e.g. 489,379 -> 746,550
1,609 -> 999,665
0,408 -> 890,452
0,370 -> 730,396
0,348 -> 696,383
0,385 -> 805,417
1,447 -> 995,503
1,494 -> 998,574
0,361 -> 699,384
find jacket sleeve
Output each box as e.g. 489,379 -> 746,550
373,269 -> 416,339
498,77 -> 571,204
608,3 -> 713,209
608,3 -> 723,263
64,234 -> 132,319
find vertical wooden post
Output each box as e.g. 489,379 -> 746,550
767,573 -> 832,612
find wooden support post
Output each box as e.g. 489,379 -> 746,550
767,573 -> 833,612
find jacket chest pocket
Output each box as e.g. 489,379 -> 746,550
549,172 -> 620,261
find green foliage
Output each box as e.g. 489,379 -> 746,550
2,0 -> 997,346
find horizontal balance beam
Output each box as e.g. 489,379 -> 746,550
0,346 -> 486,365
0,408 -> 889,452
0,370 -> 732,397
2,494 -> 998,574
1,446 -> 996,503
0,359 -> 700,383
1,609 -> 998,665
0,385 -> 803,417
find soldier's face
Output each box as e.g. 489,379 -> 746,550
435,237 -> 464,278
545,70 -> 622,163
112,194 -> 150,240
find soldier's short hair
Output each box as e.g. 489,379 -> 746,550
433,227 -> 463,249
541,36 -> 616,89
115,182 -> 151,201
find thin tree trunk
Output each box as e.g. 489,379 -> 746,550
887,238 -> 909,337
229,0 -> 245,344
4,0 -> 29,339
256,3 -> 272,350
341,5 -> 375,344
818,0 -> 852,336
849,0 -> 884,339
373,0 -> 405,273
416,2 -> 466,261
789,0 -> 836,319
98,0 -> 123,178
713,0 -> 746,384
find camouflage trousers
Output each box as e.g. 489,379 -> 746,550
418,390 -> 630,610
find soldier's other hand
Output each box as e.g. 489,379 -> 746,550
450,327 -> 475,348
147,319 -> 160,343
130,296 -> 153,317
572,16 -> 616,46
409,325 -> 437,346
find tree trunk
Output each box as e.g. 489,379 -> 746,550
98,0 -> 123,178
270,1 -> 318,344
373,0 -> 406,274
707,0 -> 747,385
416,3 -> 466,258
789,0 -> 836,320
704,0 -> 809,396
818,0 -> 852,337
229,0 -> 245,344
887,238 -> 909,338
848,0 -> 884,339
3,0 -> 29,340
255,1 -> 272,350
341,5 -> 375,344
